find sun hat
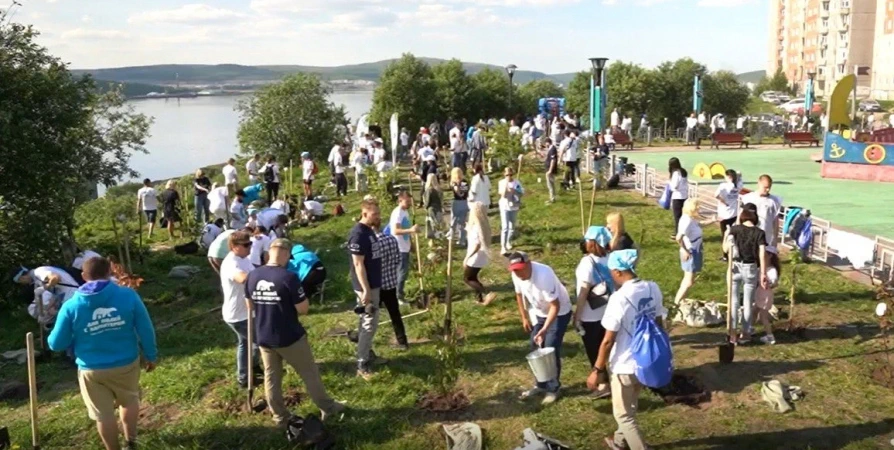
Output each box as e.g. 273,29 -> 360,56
584,226 -> 612,247
608,249 -> 638,272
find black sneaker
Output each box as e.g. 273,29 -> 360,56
125,441 -> 137,450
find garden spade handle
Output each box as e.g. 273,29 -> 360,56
27,332 -> 40,450
726,252 -> 734,341
247,306 -> 254,412
413,232 -> 425,292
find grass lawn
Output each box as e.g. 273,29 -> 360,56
2,165 -> 893,449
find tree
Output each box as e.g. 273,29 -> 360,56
517,79 -> 565,118
471,68 -> 513,121
753,68 -> 795,96
369,53 -> 437,134
702,70 -> 751,118
432,59 -> 476,123
565,71 -> 591,117
237,73 -> 346,163
605,61 -> 659,122
649,58 -> 707,127
1,16 -> 151,280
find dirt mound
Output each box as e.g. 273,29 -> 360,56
418,391 -> 470,412
649,373 -> 711,407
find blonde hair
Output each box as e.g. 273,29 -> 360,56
165,180 -> 177,189
467,202 -> 491,250
195,169 -> 204,178
682,198 -> 701,218
606,212 -> 626,250
425,173 -> 439,191
450,167 -> 463,184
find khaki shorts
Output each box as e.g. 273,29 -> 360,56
77,359 -> 141,422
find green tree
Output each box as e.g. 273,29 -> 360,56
1,16 -> 151,277
565,71 -> 591,117
703,70 -> 751,118
432,59 -> 476,123
369,53 -> 437,134
517,79 -> 565,118
753,68 -> 795,96
236,73 -> 346,162
471,68 -> 513,121
649,58 -> 707,127
605,61 -> 659,122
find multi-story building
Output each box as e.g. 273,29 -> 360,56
768,0 -> 877,98
871,0 -> 894,99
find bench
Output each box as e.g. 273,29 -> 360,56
783,132 -> 819,147
710,132 -> 749,149
612,133 -> 634,150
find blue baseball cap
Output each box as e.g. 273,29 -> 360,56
584,226 -> 612,247
608,249 -> 638,272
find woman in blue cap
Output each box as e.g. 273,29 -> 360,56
574,226 -> 614,399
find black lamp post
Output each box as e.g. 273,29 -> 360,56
588,57 -> 608,134
506,64 -> 517,113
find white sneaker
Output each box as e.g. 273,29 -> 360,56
541,391 -> 559,405
760,335 -> 776,345
506,242 -> 514,251
519,387 -> 544,400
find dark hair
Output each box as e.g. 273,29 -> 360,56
228,158 -> 235,164
229,231 -> 252,247
759,174 -> 773,184
544,138 -> 552,144
668,157 -> 687,177
143,178 -> 151,186
743,203 -> 758,213
725,169 -> 738,185
474,164 -> 484,175
82,257 -> 111,281
739,209 -> 758,225
235,189 -> 245,197
267,155 -> 276,162
397,190 -> 412,199
214,218 -> 225,227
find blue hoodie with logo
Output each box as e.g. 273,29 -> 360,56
48,280 -> 158,370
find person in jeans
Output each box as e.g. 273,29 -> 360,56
543,138 -> 558,204
559,130 -> 578,190
673,199 -> 704,305
574,226 -> 614,399
667,157 -> 689,237
468,164 -> 491,209
246,239 -> 345,426
509,252 -> 572,405
498,167 -> 523,255
348,199 -> 383,379
334,146 -> 348,197
219,231 -> 259,387
754,251 -> 780,345
723,208 -> 768,345
589,249 -> 666,450
450,129 -> 468,172
388,191 -> 418,303
715,169 -> 742,261
194,169 -> 212,224
464,202 -> 496,304
261,155 -> 281,205
423,173 -> 443,241
48,257 -> 157,450
376,227 -> 409,350
450,168 -> 470,247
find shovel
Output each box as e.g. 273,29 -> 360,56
718,256 -> 735,364
246,310 -> 267,413
26,332 -> 40,450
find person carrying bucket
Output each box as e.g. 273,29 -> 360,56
509,252 -> 572,405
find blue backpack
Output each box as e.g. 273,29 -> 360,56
625,285 -> 674,388
658,184 -> 672,210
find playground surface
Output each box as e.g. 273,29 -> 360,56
626,147 -> 894,240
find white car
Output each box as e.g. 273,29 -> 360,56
779,98 -> 823,115
777,94 -> 791,103
760,91 -> 781,104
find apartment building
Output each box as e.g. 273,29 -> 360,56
871,0 -> 894,99
768,0 -> 877,98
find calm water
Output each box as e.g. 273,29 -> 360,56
127,91 -> 373,182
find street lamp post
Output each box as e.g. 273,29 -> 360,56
589,57 -> 609,136
804,70 -> 816,116
693,69 -> 704,115
505,64 -> 517,114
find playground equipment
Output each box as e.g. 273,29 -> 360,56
692,162 -> 727,180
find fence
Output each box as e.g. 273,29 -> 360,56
630,162 -> 894,283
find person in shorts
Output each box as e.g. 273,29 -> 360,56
48,257 -> 157,450
136,178 -> 158,238
673,198 -> 704,305
301,152 -> 315,199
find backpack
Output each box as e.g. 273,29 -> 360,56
285,415 -> 333,449
625,284 -> 674,388
658,184 -> 672,210
264,164 -> 276,183
311,161 -> 319,175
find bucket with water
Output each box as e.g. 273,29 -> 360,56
526,347 -> 558,383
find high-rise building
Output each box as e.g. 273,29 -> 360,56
768,0 -> 876,98
871,0 -> 894,99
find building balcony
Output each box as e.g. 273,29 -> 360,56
820,25 -> 829,34
820,9 -> 829,18
838,7 -> 850,14
838,22 -> 849,31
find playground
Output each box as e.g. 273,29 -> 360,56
626,147 -> 894,240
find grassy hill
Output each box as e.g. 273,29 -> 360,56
737,70 -> 766,84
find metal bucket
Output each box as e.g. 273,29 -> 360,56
526,347 -> 558,383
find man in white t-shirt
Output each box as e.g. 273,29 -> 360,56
201,219 -> 225,249
136,178 -> 159,238
389,191 -> 419,302
249,228 -> 273,267
589,249 -> 666,450
736,116 -> 747,133
246,154 -> 260,184
610,108 -> 620,131
13,265 -> 81,304
740,174 -> 783,253
300,152 -> 315,199
218,231 -> 258,388
222,158 -> 239,191
509,252 -> 572,405
399,128 -> 410,156
208,183 -> 229,222
301,200 -> 324,221
685,113 -> 698,145
327,144 -> 342,186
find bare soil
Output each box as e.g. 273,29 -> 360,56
418,390 -> 471,412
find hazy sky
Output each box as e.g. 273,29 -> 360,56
13,0 -> 768,73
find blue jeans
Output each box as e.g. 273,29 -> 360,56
452,152 -> 468,172
227,320 -> 259,385
195,193 -> 210,224
530,312 -> 572,393
451,200 -> 469,246
398,252 -> 410,300
732,262 -> 758,334
500,208 -> 519,251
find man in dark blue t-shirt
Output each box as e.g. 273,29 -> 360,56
347,199 -> 383,379
246,238 -> 344,426
544,138 -> 558,203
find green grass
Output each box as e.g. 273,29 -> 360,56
2,164 -> 893,449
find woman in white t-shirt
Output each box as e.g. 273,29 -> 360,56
208,183 -> 229,222
464,202 -> 496,304
498,167 -> 523,255
668,157 -> 689,237
468,163 -> 491,209
714,169 -> 742,261
301,152 -> 315,199
674,198 -> 704,304
575,227 -> 614,397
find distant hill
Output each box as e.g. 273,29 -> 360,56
737,70 -> 766,84
72,59 -> 576,87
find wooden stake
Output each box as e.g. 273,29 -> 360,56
137,210 -> 144,264
122,220 -> 132,274
587,178 -> 598,229
110,217 -> 124,267
246,303 -> 255,412
26,332 -> 40,450
444,235 -> 454,336
414,232 -> 425,294
727,253 -> 734,341
35,293 -> 45,352
577,177 -> 585,236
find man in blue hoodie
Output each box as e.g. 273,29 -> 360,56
48,256 -> 157,450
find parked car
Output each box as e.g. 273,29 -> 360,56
859,99 -> 884,112
778,98 -> 823,115
760,91 -> 781,104
777,94 -> 791,103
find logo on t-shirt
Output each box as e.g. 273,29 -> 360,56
256,280 -> 275,291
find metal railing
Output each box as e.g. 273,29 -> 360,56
631,163 -> 894,283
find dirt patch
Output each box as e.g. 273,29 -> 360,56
283,387 -> 303,407
649,373 -> 711,408
418,390 -> 471,412
138,403 -> 183,431
870,356 -> 894,389
776,326 -> 811,343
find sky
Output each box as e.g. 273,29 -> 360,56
10,0 -> 769,74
